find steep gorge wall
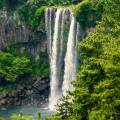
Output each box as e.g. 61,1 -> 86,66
0,10 -> 47,53
0,10 -> 50,107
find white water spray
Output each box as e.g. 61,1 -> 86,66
62,16 -> 78,96
49,9 -> 63,111
45,8 -> 80,111
45,8 -> 53,58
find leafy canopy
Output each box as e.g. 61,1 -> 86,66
49,0 -> 120,120
0,51 -> 32,82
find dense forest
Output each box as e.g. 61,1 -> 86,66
0,0 -> 120,120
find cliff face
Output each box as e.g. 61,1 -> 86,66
0,77 -> 50,107
0,9 -> 48,66
0,10 -> 50,107
0,10 -> 47,52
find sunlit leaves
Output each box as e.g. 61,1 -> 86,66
0,52 -> 32,82
66,0 -> 120,119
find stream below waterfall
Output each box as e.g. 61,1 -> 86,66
0,106 -> 52,120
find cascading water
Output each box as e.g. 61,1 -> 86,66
74,23 -> 80,73
58,9 -> 66,90
45,8 -> 53,58
45,8 -> 80,111
48,9 -> 63,111
62,16 -> 78,95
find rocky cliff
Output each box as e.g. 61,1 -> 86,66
0,9 -> 50,108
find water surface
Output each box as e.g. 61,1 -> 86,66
0,106 -> 52,120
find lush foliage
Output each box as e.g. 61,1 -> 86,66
0,0 -> 27,11
0,0 -> 120,119
0,0 -> 102,29
0,51 -> 32,82
32,51 -> 50,78
49,0 -> 120,120
73,0 -> 103,30
45,116 -> 61,120
48,0 -> 82,5
0,46 -> 49,84
19,4 -> 45,28
18,0 -> 82,28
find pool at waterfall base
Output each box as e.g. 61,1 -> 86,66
0,106 -> 53,120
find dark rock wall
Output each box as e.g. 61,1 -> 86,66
0,10 -> 47,52
0,77 -> 50,107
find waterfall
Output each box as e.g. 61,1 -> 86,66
58,9 -> 66,90
62,16 -> 78,95
45,8 -> 80,111
48,9 -> 63,111
45,8 -> 53,58
75,23 -> 80,73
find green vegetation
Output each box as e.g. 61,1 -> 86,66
11,114 -> 34,120
0,116 -> 4,120
37,112 -> 41,120
0,46 -> 49,92
32,51 -> 50,78
0,51 -> 32,82
18,4 -> 45,28
0,0 -> 120,120
73,0 -> 103,30
47,0 -> 120,120
0,0 -> 27,11
45,116 -> 61,120
0,0 -> 103,29
0,112 -> 41,120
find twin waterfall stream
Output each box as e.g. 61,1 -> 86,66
45,8 -> 80,111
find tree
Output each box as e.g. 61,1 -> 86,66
0,0 -> 27,11
69,0 -> 120,119
0,51 -> 32,82
52,0 -> 120,120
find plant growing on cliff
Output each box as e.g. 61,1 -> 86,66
18,1 -> 45,28
0,0 -> 27,11
0,51 -> 32,82
32,51 -> 50,78
73,0 -> 103,30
